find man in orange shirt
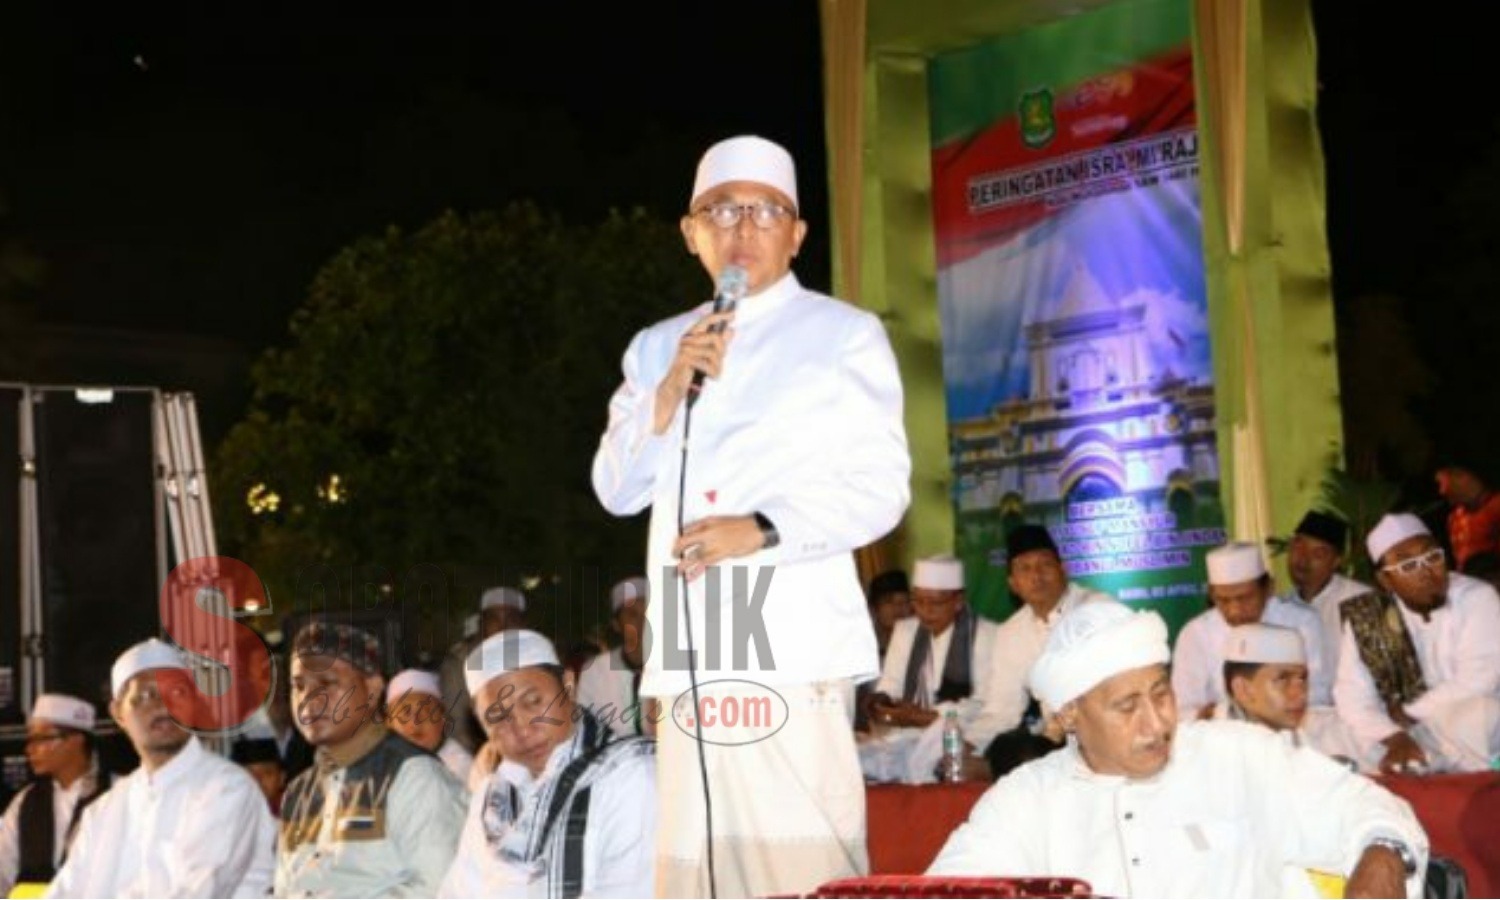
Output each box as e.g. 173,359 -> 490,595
1436,460 -> 1500,571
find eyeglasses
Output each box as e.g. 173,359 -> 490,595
25,732 -> 67,747
693,201 -> 794,230
1381,547 -> 1446,577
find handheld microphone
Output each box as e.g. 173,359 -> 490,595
686,265 -> 748,408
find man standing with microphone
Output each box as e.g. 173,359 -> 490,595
592,134 -> 911,898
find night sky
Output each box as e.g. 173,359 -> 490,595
1,2 -> 1492,478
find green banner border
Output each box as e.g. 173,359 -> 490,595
833,0 -> 1342,592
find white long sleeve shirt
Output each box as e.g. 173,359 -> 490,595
1279,573 -> 1372,675
46,737 -> 275,898
1333,573 -> 1500,760
1172,596 -> 1333,712
592,273 -> 911,698
872,616 -> 996,706
438,739 -> 656,898
929,720 -> 1428,898
966,584 -> 1115,750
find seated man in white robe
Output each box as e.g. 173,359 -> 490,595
863,555 -> 996,730
1280,510 -> 1372,674
1334,513 -> 1500,774
1173,541 -> 1332,718
47,639 -> 276,898
387,668 -> 476,784
969,524 -> 1115,777
1216,623 -> 1363,769
439,629 -> 656,898
929,601 -> 1428,898
277,621 -> 468,897
574,576 -> 651,738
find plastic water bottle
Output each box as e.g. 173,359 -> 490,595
940,709 -> 965,783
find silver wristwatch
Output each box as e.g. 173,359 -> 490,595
1367,838 -> 1418,875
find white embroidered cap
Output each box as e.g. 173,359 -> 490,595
386,669 -> 443,705
30,693 -> 96,731
1366,513 -> 1431,563
912,556 -> 964,591
1205,541 -> 1267,585
1224,623 -> 1306,665
111,638 -> 190,698
690,135 -> 799,209
464,629 -> 560,697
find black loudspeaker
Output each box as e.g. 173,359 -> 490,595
0,731 -> 28,812
33,390 -> 162,712
0,388 -> 22,726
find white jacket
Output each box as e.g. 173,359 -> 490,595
930,720 -> 1428,898
1333,573 -> 1500,769
592,273 -> 911,698
46,737 -> 275,898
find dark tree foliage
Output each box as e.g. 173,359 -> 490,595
214,204 -> 703,653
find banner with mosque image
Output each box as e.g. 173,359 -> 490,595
928,0 -> 1225,637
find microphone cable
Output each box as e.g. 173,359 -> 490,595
669,263 -> 743,899
676,394 -> 718,899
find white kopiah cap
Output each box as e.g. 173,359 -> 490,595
387,669 -> 443,705
111,638 -> 189,698
1366,513 -> 1431,563
1205,541 -> 1267,585
1028,601 -> 1169,710
464,629 -> 560,697
30,693 -> 96,731
481,586 -> 526,613
1223,623 -> 1306,665
690,135 -> 798,209
912,556 -> 965,591
610,577 -> 649,613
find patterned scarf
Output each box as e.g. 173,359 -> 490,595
481,709 -> 654,898
1341,591 -> 1427,708
903,607 -> 976,704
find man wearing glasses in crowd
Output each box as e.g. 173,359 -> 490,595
0,695 -> 109,895
1333,513 -> 1500,774
593,135 -> 910,897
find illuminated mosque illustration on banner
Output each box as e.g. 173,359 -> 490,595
951,261 -> 1219,553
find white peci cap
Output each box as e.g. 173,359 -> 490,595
912,556 -> 965,591
464,629 -> 560,697
481,586 -> 526,613
386,669 -> 443,705
30,693 -> 96,731
1366,513 -> 1431,564
111,638 -> 190,698
1205,542 -> 1267,585
690,136 -> 798,209
1223,623 -> 1306,665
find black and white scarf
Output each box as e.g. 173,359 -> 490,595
902,608 -> 976,704
481,709 -> 654,898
